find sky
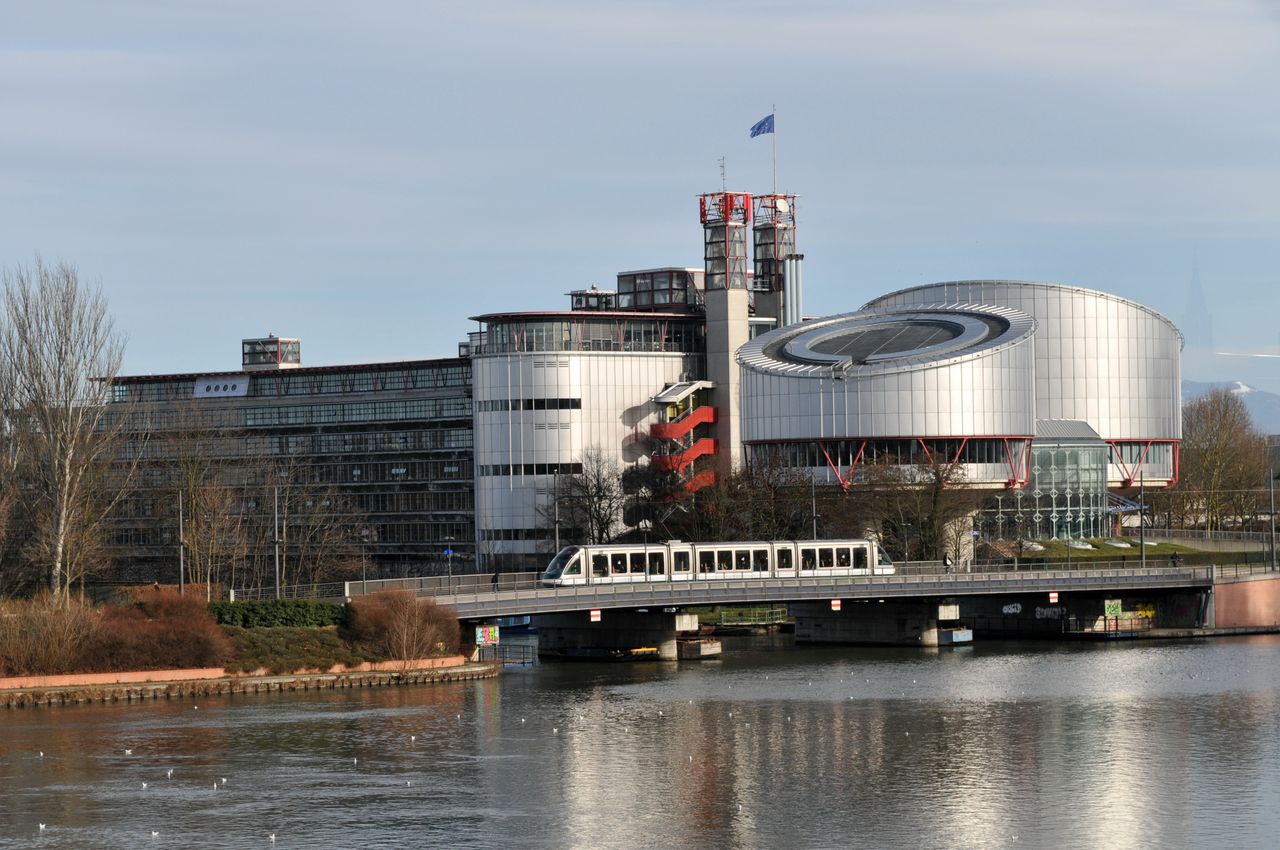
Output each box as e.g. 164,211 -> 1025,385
2,0 -> 1278,393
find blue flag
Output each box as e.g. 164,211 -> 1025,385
749,114 -> 774,138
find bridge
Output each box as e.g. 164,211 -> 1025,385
232,560 -> 1277,656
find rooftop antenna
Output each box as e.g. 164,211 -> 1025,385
718,156 -> 726,191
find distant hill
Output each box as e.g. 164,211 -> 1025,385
1183,380 -> 1280,435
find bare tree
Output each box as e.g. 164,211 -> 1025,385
1170,388 -> 1269,534
547,447 -> 627,545
0,259 -> 134,601
834,459 -> 985,561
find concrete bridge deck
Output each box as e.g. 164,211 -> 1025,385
397,565 -> 1216,620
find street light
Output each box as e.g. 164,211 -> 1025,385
1269,459 -> 1276,572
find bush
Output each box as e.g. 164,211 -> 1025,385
80,590 -> 233,673
0,594 -> 99,677
208,599 -> 347,629
347,591 -> 460,662
224,626 -> 368,675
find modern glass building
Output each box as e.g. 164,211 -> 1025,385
108,338 -> 474,584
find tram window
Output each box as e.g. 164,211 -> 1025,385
819,548 -> 834,568
630,553 -> 646,573
592,555 -> 608,576
611,553 -> 627,574
674,551 -> 691,572
854,549 -> 868,570
778,549 -> 793,570
565,559 -> 581,576
717,551 -> 733,571
753,549 -> 769,571
699,551 -> 716,573
735,550 -> 751,570
836,547 -> 851,567
801,548 -> 816,569
648,552 -> 665,574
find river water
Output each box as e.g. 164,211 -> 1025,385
3,634 -> 1279,850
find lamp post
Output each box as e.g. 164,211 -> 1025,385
177,492 -> 185,596
273,485 -> 281,601
1139,466 -> 1146,569
1269,461 -> 1276,572
810,471 -> 818,541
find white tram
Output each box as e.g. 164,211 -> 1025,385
540,539 -> 894,586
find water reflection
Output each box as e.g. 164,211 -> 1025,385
3,636 -> 1279,848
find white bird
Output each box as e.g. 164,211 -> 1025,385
166,769 -> 173,779
728,712 -> 733,718
38,751 -> 44,758
193,706 -> 198,710
151,831 -> 159,838
552,727 -> 558,734
220,778 -> 227,785
39,824 -> 46,831
520,718 -> 525,723
409,735 -> 416,742
352,758 -> 358,765
456,714 -> 461,720
124,748 -> 133,756
269,834 -> 276,843
213,782 -> 218,790
406,780 -> 412,787
658,710 -> 663,716
142,782 -> 148,789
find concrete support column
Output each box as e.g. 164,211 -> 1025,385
534,610 -> 691,660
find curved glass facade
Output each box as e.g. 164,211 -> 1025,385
477,316 -> 705,355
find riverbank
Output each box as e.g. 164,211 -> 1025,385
1,657 -> 498,709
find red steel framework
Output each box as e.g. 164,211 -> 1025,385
750,436 -> 1035,493
1106,439 -> 1180,487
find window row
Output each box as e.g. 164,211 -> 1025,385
476,398 -> 582,412
245,398 -> 472,427
584,545 -> 871,576
478,462 -> 583,477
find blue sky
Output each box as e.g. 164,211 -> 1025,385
2,1 -> 1278,392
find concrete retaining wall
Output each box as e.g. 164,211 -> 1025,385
1214,576 -> 1280,629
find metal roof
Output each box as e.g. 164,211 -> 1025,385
652,380 -> 713,404
1034,419 -> 1104,441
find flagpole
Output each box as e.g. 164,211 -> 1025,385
771,104 -> 777,195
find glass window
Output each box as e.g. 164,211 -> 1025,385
611,554 -> 627,574
592,555 -> 608,576
819,548 -> 834,568
674,551 -> 690,572
699,551 -> 716,573
717,550 -> 733,571
836,547 -> 851,567
801,548 -> 816,569
778,549 -> 793,570
630,552 -> 646,574
648,552 -> 665,575
753,549 -> 769,571
735,550 -> 751,570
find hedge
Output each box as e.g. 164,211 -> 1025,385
208,599 -> 347,629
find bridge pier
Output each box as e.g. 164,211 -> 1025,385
534,610 -> 695,660
791,600 -> 944,647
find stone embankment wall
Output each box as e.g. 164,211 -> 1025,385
1215,575 -> 1280,629
2,657 -> 497,709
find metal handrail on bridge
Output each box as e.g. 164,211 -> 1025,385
225,557 -> 1275,605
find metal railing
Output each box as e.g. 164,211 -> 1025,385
476,644 -> 537,666
228,581 -> 347,602
226,556 -> 1276,607
970,614 -> 1155,636
700,607 -> 790,626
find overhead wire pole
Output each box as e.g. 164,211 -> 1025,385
771,103 -> 777,195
